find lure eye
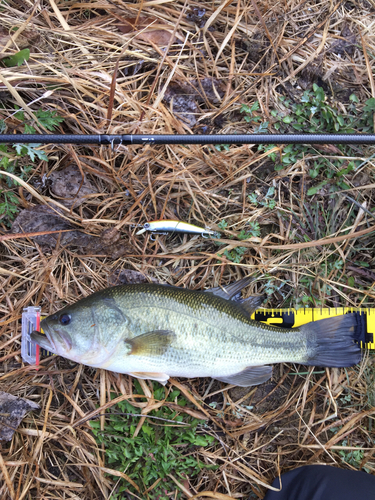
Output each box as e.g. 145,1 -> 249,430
59,314 -> 71,326
144,223 -> 150,229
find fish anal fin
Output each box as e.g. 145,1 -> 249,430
130,372 -> 170,385
126,330 -> 176,356
214,365 -> 272,387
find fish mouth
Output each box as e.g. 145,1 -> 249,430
30,331 -> 56,353
31,320 -> 73,354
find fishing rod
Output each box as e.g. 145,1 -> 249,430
1,133 -> 375,145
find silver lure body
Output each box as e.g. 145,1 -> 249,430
136,220 -> 216,238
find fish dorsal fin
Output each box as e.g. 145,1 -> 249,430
203,277 -> 265,318
237,294 -> 266,317
126,330 -> 176,356
214,365 -> 272,387
204,276 -> 254,300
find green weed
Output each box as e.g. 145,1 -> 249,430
215,220 -> 261,263
338,443 -> 370,472
214,144 -> 230,152
248,186 -> 276,209
244,85 -> 375,194
0,109 -> 63,225
217,219 -> 228,231
222,246 -> 247,263
263,277 -> 279,297
328,426 -> 371,473
90,382 -> 216,499
240,101 -> 269,133
1,48 -> 30,67
14,108 -> 64,132
243,221 -> 261,238
0,191 -> 20,221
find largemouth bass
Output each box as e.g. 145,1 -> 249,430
31,277 -> 361,387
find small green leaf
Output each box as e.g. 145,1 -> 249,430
14,109 -> 24,121
307,180 -> 328,196
191,435 -> 211,446
248,193 -> 258,205
364,98 -> 375,112
282,154 -> 292,164
24,123 -> 36,134
282,115 -> 293,124
358,261 -> 369,268
337,181 -> 350,190
2,48 -> 30,67
141,425 -> 153,437
218,220 -> 228,230
250,101 -> 260,112
13,143 -> 48,162
248,221 -> 260,237
35,109 -> 64,131
253,121 -> 268,133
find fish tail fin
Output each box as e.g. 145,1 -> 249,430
301,314 -> 362,367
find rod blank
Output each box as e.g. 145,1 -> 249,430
1,133 -> 375,145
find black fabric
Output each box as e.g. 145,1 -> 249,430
352,311 -> 367,344
264,465 -> 375,500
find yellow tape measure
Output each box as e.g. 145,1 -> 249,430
251,308 -> 375,350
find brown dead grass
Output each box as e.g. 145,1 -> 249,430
1,0 -> 375,498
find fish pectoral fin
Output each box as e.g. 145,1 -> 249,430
203,276 -> 254,300
125,330 -> 176,356
130,372 -> 170,385
214,365 -> 272,387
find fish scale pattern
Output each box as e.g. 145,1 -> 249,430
103,284 -> 310,376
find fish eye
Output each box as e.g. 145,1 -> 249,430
59,314 -> 71,326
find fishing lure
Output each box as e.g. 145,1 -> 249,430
136,220 -> 216,239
